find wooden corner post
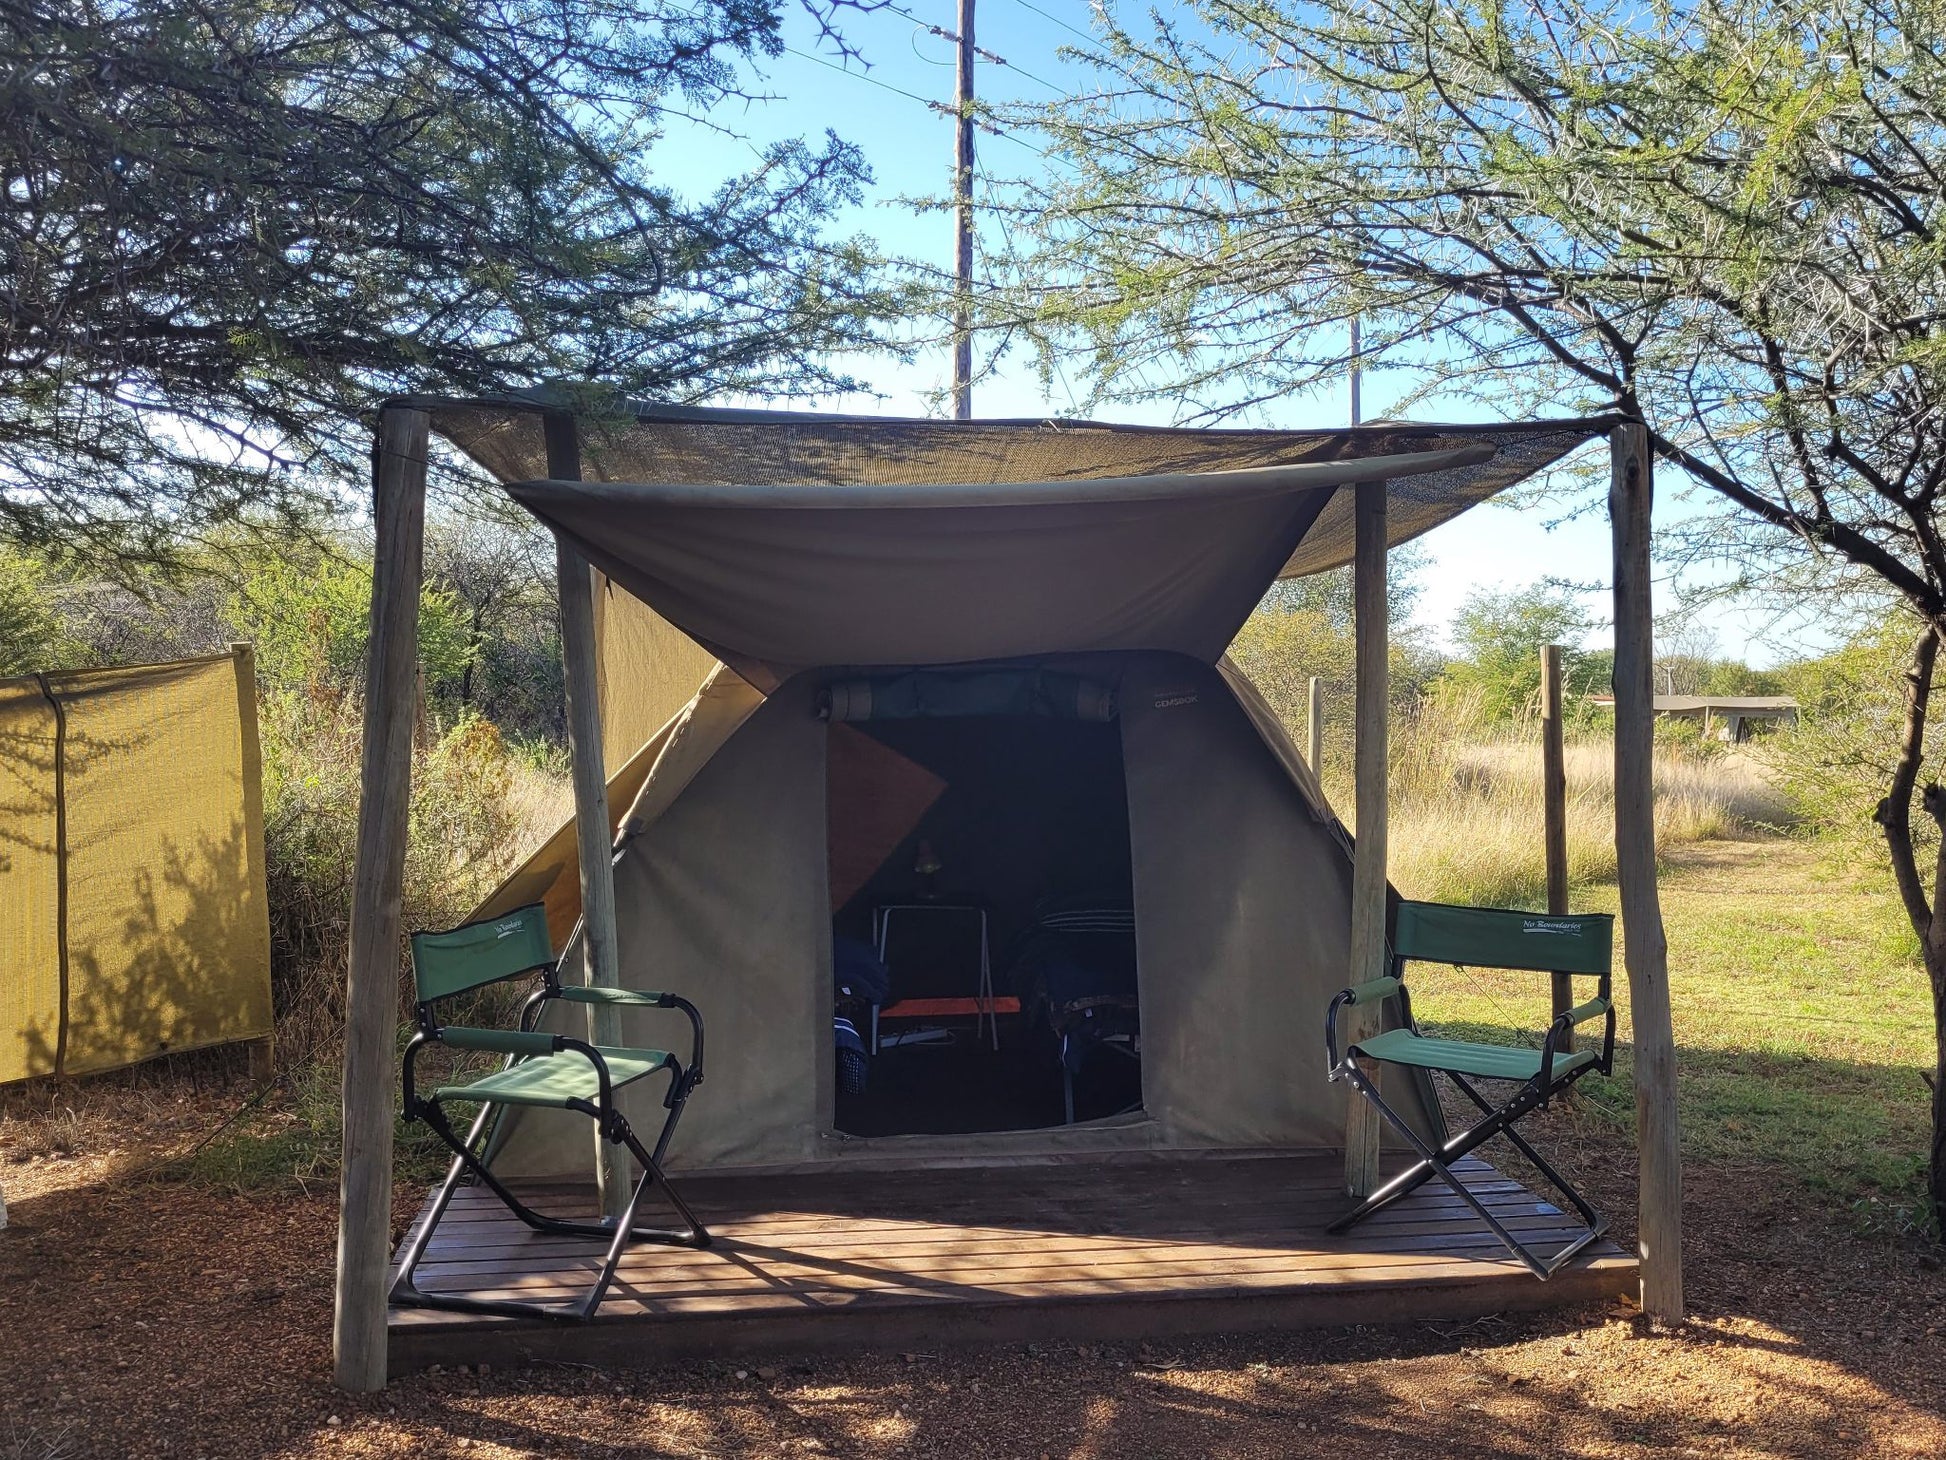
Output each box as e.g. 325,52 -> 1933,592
1344,480 -> 1388,1197
545,412 -> 629,1222
1307,675 -> 1324,774
334,405 -> 429,1392
1541,643 -> 1573,1045
1609,421 -> 1685,1321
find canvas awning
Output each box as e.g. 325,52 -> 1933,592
411,394 -> 1616,672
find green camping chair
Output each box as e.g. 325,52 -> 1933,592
389,904 -> 710,1322
1325,900 -> 1616,1279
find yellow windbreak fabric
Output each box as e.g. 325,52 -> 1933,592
0,653 -> 272,1083
0,678 -> 62,1079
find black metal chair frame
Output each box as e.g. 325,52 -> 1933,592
390,957 -> 711,1323
1325,945 -> 1616,1280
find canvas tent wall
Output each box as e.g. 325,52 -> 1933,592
419,397 -> 1616,1176
0,649 -> 272,1083
591,570 -> 718,772
486,650 -> 1431,1173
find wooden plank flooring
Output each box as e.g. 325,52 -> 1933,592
387,1152 -> 1635,1374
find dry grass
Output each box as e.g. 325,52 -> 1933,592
1324,696 -> 1793,907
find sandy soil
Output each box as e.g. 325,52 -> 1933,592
2,1082 -> 1942,1460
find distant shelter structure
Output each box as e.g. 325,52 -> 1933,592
1589,693 -> 1797,743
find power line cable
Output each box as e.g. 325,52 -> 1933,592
782,44 -> 956,115
782,41 -> 1060,160
999,0 -> 1099,46
871,0 -> 1069,92
976,157 -> 1081,414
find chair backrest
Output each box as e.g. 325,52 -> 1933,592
1393,900 -> 1612,976
410,904 -> 555,1004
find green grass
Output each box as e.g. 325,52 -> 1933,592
162,1037 -> 481,1194
1405,837 -> 1937,1236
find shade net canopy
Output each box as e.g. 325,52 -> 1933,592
415,396 -> 1613,673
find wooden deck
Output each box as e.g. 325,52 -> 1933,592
387,1152 -> 1635,1375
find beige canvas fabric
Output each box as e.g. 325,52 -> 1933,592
506,447 -> 1494,673
473,665 -> 763,947
436,399 -> 1609,1175
419,395 -> 1610,587
487,653 -> 1438,1176
0,653 -> 271,1083
592,573 -> 719,773
490,672 -> 832,1173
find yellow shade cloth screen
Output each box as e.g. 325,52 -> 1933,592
0,650 -> 272,1082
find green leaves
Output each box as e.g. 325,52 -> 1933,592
1438,584 -> 1598,721
0,0 -> 909,569
228,546 -> 474,701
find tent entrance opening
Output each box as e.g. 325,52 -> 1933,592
828,710 -> 1139,1137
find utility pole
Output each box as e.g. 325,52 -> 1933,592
1349,315 -> 1363,427
952,0 -> 976,419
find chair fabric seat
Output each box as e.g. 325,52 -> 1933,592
1353,1029 -> 1596,1084
435,1046 -> 673,1109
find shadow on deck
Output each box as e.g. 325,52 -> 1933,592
387,1151 -> 1635,1375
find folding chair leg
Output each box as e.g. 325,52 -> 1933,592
1447,1072 -> 1609,1265
391,1070 -> 709,1322
1327,1058 -> 1601,1280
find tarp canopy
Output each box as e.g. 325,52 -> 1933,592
413,396 -> 1616,675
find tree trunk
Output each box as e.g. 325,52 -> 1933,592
1925,793 -> 1946,1238
1882,631 -> 1946,1240
1932,966 -> 1945,1232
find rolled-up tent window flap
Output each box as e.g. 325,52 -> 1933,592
817,668 -> 1118,723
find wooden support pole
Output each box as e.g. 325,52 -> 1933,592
1541,643 -> 1573,1046
1307,675 -> 1324,775
231,638 -> 276,1084
950,0 -> 976,419
333,405 -> 428,1392
1610,421 -> 1685,1322
1344,481 -> 1388,1198
546,412 -> 628,1221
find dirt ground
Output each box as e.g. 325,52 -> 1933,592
2,1081 -> 1943,1460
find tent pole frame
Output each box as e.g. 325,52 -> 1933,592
1344,480 -> 1388,1197
334,405 -> 429,1392
1609,420 -> 1685,1321
545,410 -> 630,1222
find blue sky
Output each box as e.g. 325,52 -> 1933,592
655,0 -> 1828,667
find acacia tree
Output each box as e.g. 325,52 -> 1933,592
1,0 -> 905,568
996,0 -> 1946,1228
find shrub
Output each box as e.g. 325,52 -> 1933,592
0,547 -> 80,673
259,688 -> 563,1065
1759,613 -> 1936,865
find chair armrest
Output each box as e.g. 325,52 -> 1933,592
1563,996 -> 1611,1026
1539,996 -> 1615,1089
1325,976 -> 1403,1073
437,1026 -> 560,1058
554,986 -> 675,1008
1342,976 -> 1402,1007
551,988 -> 706,1090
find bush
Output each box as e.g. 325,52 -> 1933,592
0,547 -> 80,673
230,546 -> 477,705
259,687 -> 565,1065
1759,613 -> 1934,862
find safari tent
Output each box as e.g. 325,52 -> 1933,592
445,410 -> 1596,1172
334,395 -> 1682,1388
